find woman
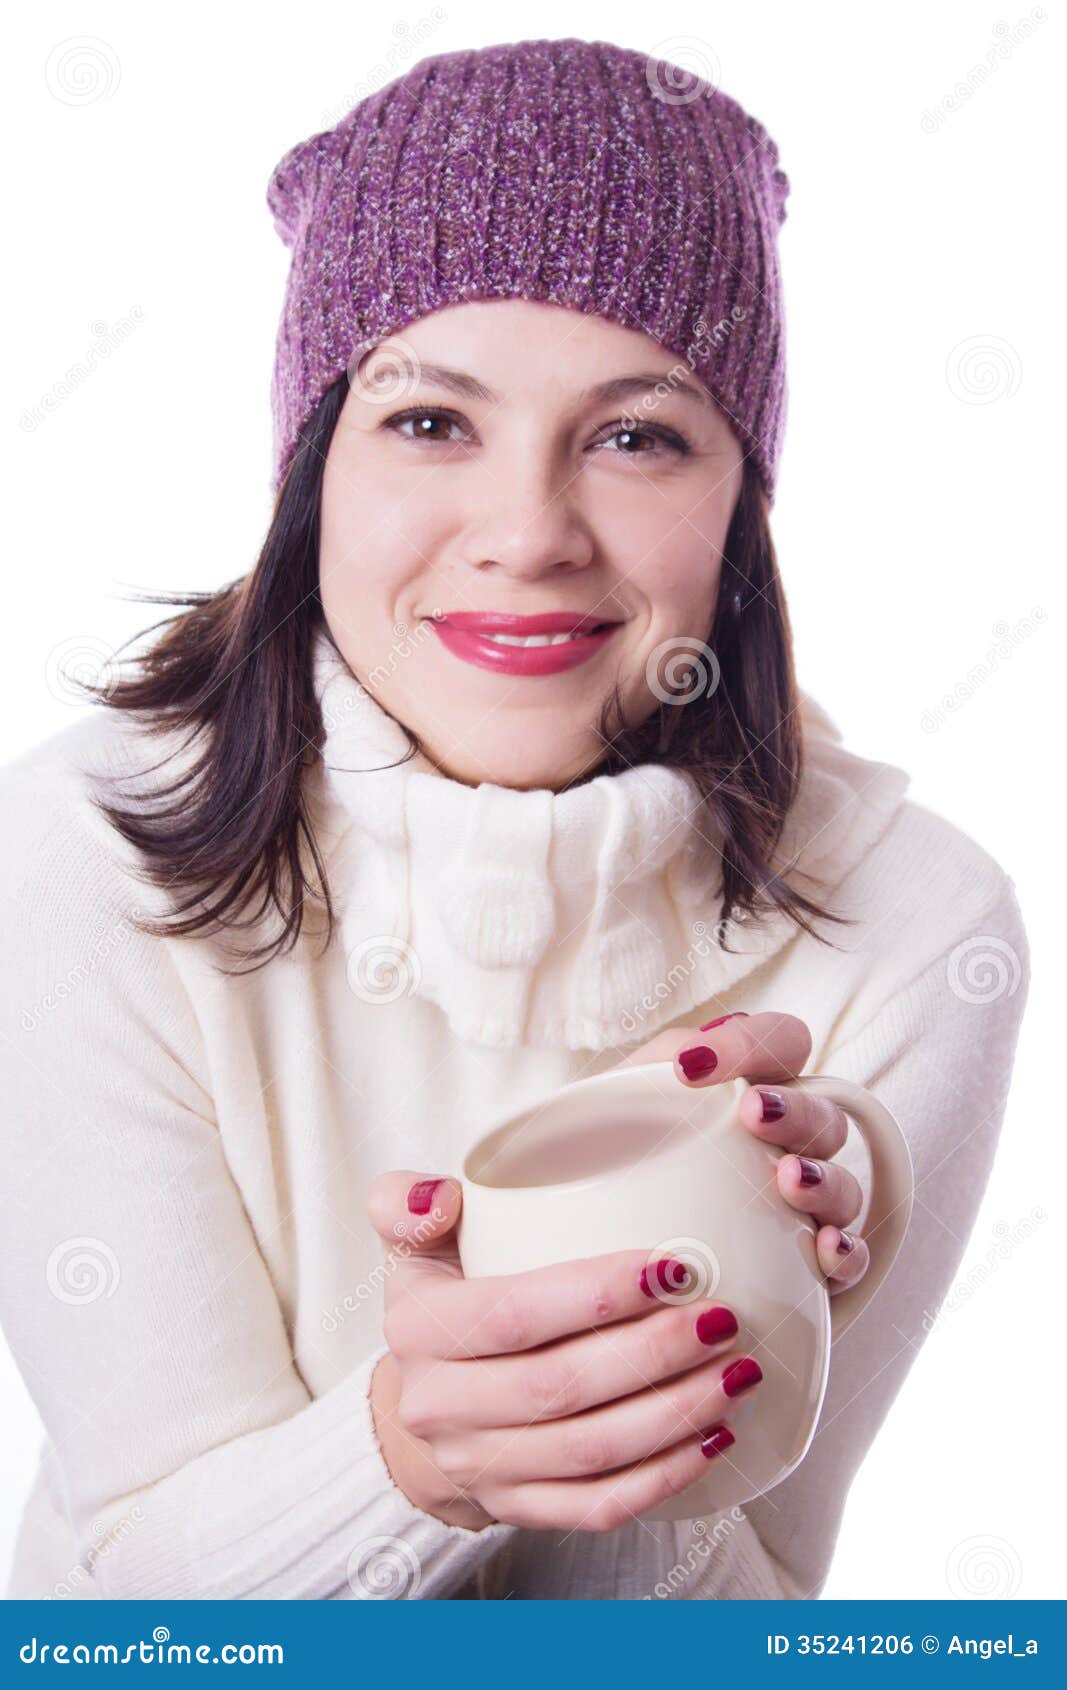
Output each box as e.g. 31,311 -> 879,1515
1,37 -> 1028,1600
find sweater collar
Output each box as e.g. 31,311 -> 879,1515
306,625 -> 910,1051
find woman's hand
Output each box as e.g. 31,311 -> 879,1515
365,1174 -> 762,1533
615,1010 -> 871,1293
365,1008 -> 864,1535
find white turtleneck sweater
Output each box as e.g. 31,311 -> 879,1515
0,625 -> 1028,1600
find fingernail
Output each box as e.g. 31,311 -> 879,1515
695,1306 -> 739,1345
797,1157 -> 823,1186
722,1357 -> 763,1397
407,1178 -> 444,1214
699,1422 -> 735,1460
640,1258 -> 691,1297
678,1044 -> 718,1080
756,1088 -> 787,1122
836,1231 -> 856,1255
698,1012 -> 749,1031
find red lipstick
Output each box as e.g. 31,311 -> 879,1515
425,610 -> 623,677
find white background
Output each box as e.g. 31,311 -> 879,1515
2,1 -> 1061,1599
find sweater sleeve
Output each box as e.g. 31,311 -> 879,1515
728,871 -> 1031,1600
0,770 -> 516,1600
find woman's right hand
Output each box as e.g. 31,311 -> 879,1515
365,1169 -> 763,1534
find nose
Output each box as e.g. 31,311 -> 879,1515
458,457 -> 596,581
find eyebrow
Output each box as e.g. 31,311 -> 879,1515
396,360 -> 716,414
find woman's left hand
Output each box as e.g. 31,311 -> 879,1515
614,1011 -> 870,1294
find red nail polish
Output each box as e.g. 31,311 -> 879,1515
757,1088 -> 786,1122
698,1012 -> 749,1031
639,1258 -> 691,1297
678,1045 -> 718,1079
797,1157 -> 822,1186
695,1306 -> 739,1345
699,1422 -> 735,1460
407,1178 -> 444,1214
836,1231 -> 856,1255
722,1357 -> 763,1397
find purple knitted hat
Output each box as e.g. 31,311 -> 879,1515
267,36 -> 790,503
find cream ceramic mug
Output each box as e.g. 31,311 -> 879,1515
456,1061 -> 913,1521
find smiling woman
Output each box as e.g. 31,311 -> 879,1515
0,35 -> 1029,1603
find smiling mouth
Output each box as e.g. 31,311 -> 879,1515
423,612 -> 623,675
470,627 -> 614,647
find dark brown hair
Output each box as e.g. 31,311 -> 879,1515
71,372 -> 846,974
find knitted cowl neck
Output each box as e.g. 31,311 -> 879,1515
304,625 -> 911,1052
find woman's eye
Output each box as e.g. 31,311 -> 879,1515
385,409 -> 467,444
593,424 -> 687,458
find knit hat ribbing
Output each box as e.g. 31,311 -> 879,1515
267,36 -> 790,504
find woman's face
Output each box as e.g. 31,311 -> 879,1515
319,299 -> 744,790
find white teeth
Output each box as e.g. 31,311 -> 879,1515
480,631 -> 586,647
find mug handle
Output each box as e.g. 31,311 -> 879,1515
773,1075 -> 915,1340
